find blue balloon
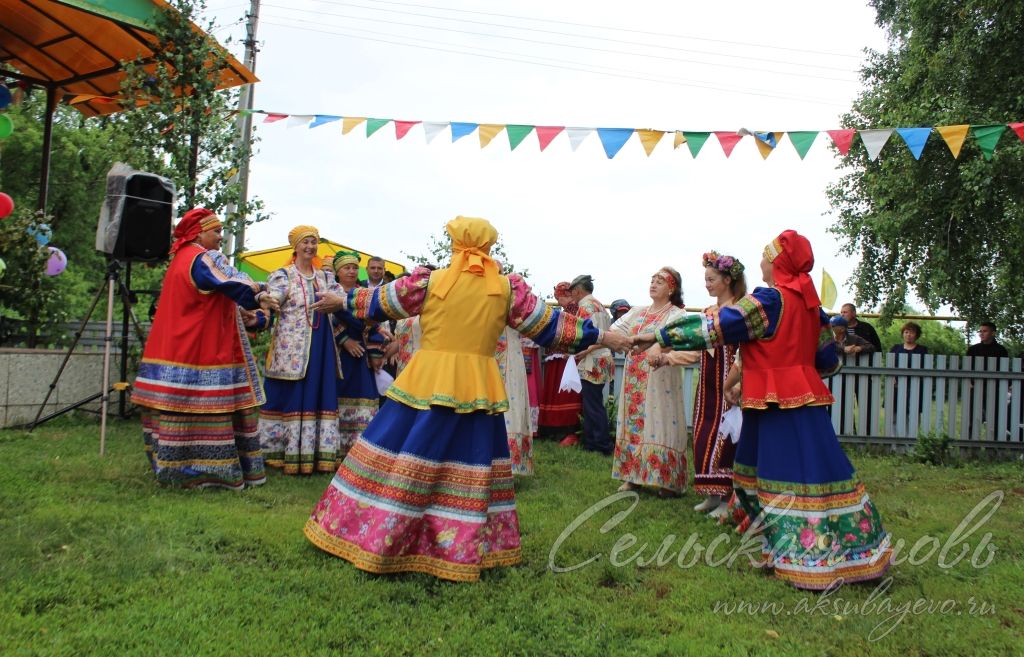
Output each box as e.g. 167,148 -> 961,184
28,223 -> 52,246
0,85 -> 10,109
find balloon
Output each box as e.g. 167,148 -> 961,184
0,114 -> 12,139
0,85 -> 10,109
45,247 -> 67,276
27,223 -> 51,246
0,192 -> 12,218
0,256 -> 6,280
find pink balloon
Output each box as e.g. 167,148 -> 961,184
0,192 -> 13,218
45,247 -> 67,276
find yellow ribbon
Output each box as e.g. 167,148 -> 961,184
431,245 -> 503,299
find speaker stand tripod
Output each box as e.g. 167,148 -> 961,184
29,260 -> 147,455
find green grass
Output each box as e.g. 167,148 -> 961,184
1,418 -> 1023,656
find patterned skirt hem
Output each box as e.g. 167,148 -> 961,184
774,549 -> 893,590
693,482 -> 733,497
265,458 -> 338,475
303,519 -> 521,582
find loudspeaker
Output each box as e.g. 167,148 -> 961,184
111,173 -> 173,262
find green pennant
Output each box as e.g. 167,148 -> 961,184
683,132 -> 710,158
787,131 -> 819,160
506,124 -> 534,151
971,124 -> 1006,160
366,118 -> 390,137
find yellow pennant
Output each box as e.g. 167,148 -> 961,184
936,124 -> 970,158
478,124 -> 505,149
637,129 -> 665,156
342,117 -> 366,135
673,131 -> 687,149
755,132 -> 785,159
820,269 -> 838,311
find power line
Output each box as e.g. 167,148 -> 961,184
262,19 -> 850,106
261,3 -> 861,76
341,0 -> 869,60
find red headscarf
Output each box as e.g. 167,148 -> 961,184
765,229 -> 820,309
170,208 -> 220,254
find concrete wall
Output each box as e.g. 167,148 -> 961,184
0,348 -> 124,428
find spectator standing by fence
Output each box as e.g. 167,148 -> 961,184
840,303 -> 882,353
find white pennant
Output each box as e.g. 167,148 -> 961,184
423,121 -> 448,144
566,127 -> 594,152
286,115 -> 314,128
859,129 -> 893,161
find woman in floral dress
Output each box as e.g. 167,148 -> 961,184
609,267 -> 690,496
496,326 -> 534,475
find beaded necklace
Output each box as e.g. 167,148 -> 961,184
638,302 -> 673,330
296,267 -> 321,330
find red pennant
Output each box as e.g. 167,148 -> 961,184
1010,122 -> 1024,142
262,113 -> 288,123
714,132 -> 743,158
826,129 -> 856,155
535,126 -> 565,152
394,120 -> 420,140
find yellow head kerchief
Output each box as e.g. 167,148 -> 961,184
431,216 -> 502,299
286,225 -> 322,268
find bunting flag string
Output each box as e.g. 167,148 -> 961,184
243,107 -> 1024,161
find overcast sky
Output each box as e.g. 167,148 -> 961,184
202,0 -> 891,310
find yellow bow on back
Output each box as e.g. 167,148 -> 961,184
431,216 -> 503,299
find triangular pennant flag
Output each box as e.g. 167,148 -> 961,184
423,121 -> 448,144
714,131 -> 744,158
478,124 -> 505,149
506,125 -> 534,151
342,117 -> 366,135
596,128 -> 633,159
820,270 -> 838,311
972,124 -> 1006,160
450,122 -> 478,142
673,131 -> 686,149
567,127 -> 594,152
935,124 -> 969,158
286,115 -> 314,128
753,132 -> 784,159
262,113 -> 288,124
683,132 -> 710,157
859,129 -> 893,161
1010,122 -> 1024,142
826,129 -> 856,155
787,131 -> 819,159
366,119 -> 390,137
394,120 -> 420,140
636,129 -> 665,157
535,126 -> 564,151
895,127 -> 931,159
309,114 -> 341,129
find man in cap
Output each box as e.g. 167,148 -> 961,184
569,274 -> 614,454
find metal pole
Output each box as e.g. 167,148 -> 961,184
119,261 -> 132,417
225,0 -> 261,261
37,85 -> 58,211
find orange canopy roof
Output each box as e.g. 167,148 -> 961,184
0,0 -> 256,117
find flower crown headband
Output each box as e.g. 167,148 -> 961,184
702,251 -> 745,278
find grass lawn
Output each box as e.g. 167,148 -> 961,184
1,418 -> 1022,656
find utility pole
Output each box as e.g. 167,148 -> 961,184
225,0 -> 260,261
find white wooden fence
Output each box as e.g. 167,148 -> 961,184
610,353 -> 1023,451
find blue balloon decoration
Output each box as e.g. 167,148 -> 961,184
28,223 -> 52,247
0,85 -> 10,109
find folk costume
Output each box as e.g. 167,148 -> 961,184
609,278 -> 688,493
133,208 -> 267,490
258,226 -> 345,474
495,327 -> 534,475
304,217 -> 604,581
655,230 -> 891,590
331,250 -> 384,459
537,282 -> 581,437
571,276 -> 615,453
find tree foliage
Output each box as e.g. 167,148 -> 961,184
827,0 -> 1024,340
117,0 -> 266,246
